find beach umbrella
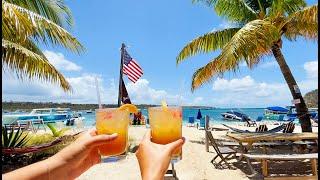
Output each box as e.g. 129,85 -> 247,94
196,109 -> 202,119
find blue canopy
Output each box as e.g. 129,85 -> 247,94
266,106 -> 289,112
196,109 -> 202,119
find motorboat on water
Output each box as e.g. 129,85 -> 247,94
286,106 -> 318,119
221,111 -> 250,121
2,108 -> 82,125
85,109 -> 93,114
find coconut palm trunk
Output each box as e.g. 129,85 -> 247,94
271,41 -> 312,132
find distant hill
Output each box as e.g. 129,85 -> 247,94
304,89 -> 318,108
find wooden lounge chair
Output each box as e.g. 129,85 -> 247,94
205,130 -> 237,167
255,124 -> 268,132
243,116 -> 257,127
283,121 -> 295,133
222,123 -> 285,133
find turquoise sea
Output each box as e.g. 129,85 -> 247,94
80,107 -> 298,127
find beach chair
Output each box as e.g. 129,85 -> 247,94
187,117 -> 195,127
255,124 -> 268,132
17,120 -> 35,132
205,130 -> 237,168
165,162 -> 178,179
283,121 -> 295,133
243,117 -> 257,127
222,124 -> 285,133
198,117 -> 206,130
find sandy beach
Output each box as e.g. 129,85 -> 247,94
76,124 -> 318,180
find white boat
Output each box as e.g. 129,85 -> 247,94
221,111 -> 248,121
2,108 -> 75,125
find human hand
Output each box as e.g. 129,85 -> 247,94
135,130 -> 185,180
51,129 -> 118,179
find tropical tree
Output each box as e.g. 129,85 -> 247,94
2,0 -> 84,91
177,0 -> 317,132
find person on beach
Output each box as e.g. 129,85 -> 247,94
3,129 -> 185,180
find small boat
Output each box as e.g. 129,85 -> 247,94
286,106 -> 318,119
221,111 -> 249,121
85,109 -> 93,114
2,108 -> 74,124
263,106 -> 289,120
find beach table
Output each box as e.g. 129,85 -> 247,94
226,132 -> 318,160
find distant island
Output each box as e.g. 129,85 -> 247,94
1,101 -> 216,112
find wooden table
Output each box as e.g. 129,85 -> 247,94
226,132 -> 318,160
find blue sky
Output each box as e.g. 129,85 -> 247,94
2,0 -> 318,107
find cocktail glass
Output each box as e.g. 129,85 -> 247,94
96,108 -> 129,162
148,106 -> 182,163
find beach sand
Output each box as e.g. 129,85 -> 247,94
77,124 -> 318,180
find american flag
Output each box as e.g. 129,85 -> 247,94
122,49 -> 143,83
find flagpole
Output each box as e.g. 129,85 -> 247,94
117,43 -> 126,107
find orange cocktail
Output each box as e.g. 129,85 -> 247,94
148,106 -> 182,162
96,108 -> 129,161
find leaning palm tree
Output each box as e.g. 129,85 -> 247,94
2,0 -> 84,91
177,0 -> 317,132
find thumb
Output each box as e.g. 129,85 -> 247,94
165,137 -> 185,154
86,133 -> 118,147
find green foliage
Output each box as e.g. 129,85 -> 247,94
2,0 -> 84,92
25,133 -> 56,146
177,1 -> 318,90
46,123 -> 69,137
2,126 -> 30,148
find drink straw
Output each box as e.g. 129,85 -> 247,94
95,76 -> 102,109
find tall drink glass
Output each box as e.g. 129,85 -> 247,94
96,108 -> 129,162
148,106 -> 182,163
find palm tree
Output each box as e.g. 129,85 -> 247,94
177,0 -> 317,132
2,0 -> 84,91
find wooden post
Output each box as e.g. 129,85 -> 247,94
205,115 -> 209,152
311,159 -> 317,176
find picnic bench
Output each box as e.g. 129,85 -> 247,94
243,153 -> 318,179
226,132 -> 318,160
226,132 -> 318,179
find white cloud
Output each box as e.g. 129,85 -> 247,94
209,74 -> 318,107
3,75 -> 204,105
126,79 -> 182,105
2,73 -> 117,104
44,50 -> 82,71
212,76 -> 255,92
304,61 -> 318,79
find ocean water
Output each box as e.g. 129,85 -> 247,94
81,107 -> 281,127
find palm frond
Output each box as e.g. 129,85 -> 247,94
283,4 -> 318,40
2,39 -> 72,91
193,0 -> 258,23
6,0 -> 74,29
176,28 -> 240,64
268,0 -> 306,17
191,20 -> 281,90
2,1 -> 84,54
